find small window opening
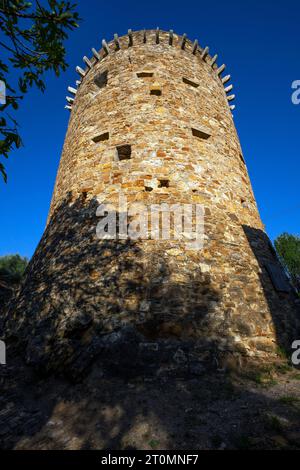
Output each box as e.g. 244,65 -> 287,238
158,179 -> 169,188
137,71 -> 154,78
192,128 -> 211,140
145,186 -> 153,192
150,89 -> 162,96
94,70 -> 108,89
92,132 -> 109,143
183,77 -> 199,88
117,144 -> 131,161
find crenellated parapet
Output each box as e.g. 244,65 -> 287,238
65,29 -> 235,114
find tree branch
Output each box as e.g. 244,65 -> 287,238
0,7 -> 64,22
0,40 -> 17,55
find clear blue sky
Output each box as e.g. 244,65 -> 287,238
1,0 -> 299,259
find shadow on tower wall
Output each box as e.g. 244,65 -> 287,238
242,225 -> 300,355
3,193 -> 236,379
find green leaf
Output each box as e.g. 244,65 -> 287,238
0,163 -> 7,183
0,0 -> 81,183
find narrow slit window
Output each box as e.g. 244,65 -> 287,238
117,144 -> 131,161
240,153 -> 246,164
182,77 -> 199,88
94,70 -> 108,89
192,128 -> 211,140
158,179 -> 169,188
137,72 -> 154,78
92,132 -> 109,143
150,89 -> 162,96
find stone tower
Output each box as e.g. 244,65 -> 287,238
6,29 -> 299,377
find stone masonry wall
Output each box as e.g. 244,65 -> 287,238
4,30 -> 299,378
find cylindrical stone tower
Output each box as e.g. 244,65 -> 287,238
6,30 -> 299,377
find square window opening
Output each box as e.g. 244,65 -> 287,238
150,89 -> 162,96
92,132 -> 109,143
94,70 -> 108,89
117,144 -> 132,161
192,128 -> 211,140
158,179 -> 169,188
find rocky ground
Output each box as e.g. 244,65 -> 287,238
0,353 -> 300,450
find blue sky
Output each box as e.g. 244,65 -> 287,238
0,0 -> 299,259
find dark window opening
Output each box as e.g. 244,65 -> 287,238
145,186 -> 153,192
150,89 -> 162,96
183,77 -> 199,88
117,144 -> 131,161
137,72 -> 154,78
192,128 -> 211,140
158,179 -> 169,188
92,132 -> 109,143
94,70 -> 108,89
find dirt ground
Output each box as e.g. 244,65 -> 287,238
0,354 -> 300,451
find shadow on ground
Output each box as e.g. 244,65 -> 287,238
0,355 -> 300,450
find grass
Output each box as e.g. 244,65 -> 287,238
276,346 -> 289,360
276,363 -> 293,374
243,362 -> 298,388
279,395 -> 299,406
248,369 -> 278,388
264,414 -> 284,433
148,439 -> 160,449
253,375 -> 277,387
